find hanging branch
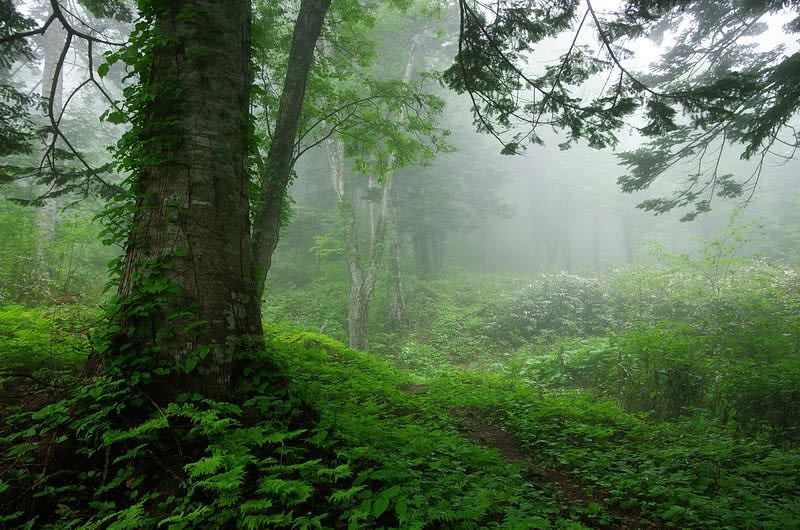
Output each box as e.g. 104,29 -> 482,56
3,0 -> 130,202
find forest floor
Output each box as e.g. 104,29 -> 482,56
2,304 -> 800,528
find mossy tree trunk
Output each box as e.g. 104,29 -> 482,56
114,0 -> 263,402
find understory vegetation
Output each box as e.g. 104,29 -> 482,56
2,248 -> 800,528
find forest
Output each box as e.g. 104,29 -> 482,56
1,0 -> 799,528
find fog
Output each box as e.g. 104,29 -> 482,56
281,90 -> 800,280
272,3 -> 800,282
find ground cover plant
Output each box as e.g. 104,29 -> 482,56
2,312 -> 798,528
252,249 -> 800,527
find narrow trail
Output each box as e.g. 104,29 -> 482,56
450,406 -> 662,530
399,380 -> 661,530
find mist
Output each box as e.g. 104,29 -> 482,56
2,1 -> 800,527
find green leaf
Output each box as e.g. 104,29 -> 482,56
373,495 -> 390,518
106,110 -> 127,124
183,356 -> 198,373
98,62 -> 110,77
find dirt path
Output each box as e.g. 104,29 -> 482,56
450,406 -> 662,530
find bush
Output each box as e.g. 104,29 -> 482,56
612,324 -> 712,419
516,329 -> 712,421
262,276 -> 349,342
492,273 -> 617,346
716,358 -> 800,443
0,200 -> 114,306
390,339 -> 451,375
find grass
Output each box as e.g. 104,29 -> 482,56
1,287 -> 799,528
263,323 -> 800,529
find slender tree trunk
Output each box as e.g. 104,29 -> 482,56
382,37 -> 420,327
327,138 -> 365,348
348,266 -> 372,351
367,174 -> 376,250
35,14 -> 65,283
386,186 -> 407,328
326,137 -> 390,350
327,34 -> 420,347
252,0 -> 331,300
114,0 -> 262,402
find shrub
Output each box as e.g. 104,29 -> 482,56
716,357 -> 800,443
493,273 -> 617,346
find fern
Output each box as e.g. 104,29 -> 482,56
103,414 -> 168,445
90,501 -> 147,530
257,477 -> 313,506
329,484 -> 366,504
184,454 -> 225,477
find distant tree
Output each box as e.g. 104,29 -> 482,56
322,1 -> 449,350
395,105 -> 516,277
0,2 -> 38,158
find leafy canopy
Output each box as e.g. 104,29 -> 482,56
444,0 -> 800,219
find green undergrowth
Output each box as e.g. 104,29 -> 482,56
3,320 -> 798,528
0,304 -> 96,372
464,384 -> 800,529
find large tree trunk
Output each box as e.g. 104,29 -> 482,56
252,0 -> 331,300
114,0 -> 262,402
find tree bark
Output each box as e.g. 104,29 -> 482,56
386,186 -> 407,328
326,137 -> 390,350
115,0 -> 262,402
252,0 -> 331,300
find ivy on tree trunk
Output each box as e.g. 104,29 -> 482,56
111,0 -> 263,402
